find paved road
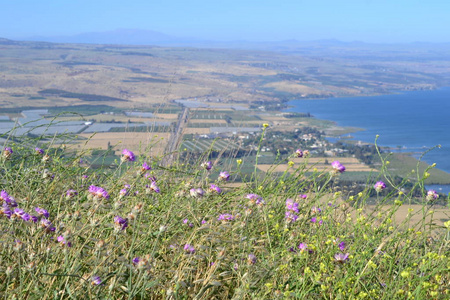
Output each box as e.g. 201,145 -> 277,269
162,107 -> 189,166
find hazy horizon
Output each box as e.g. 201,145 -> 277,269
2,0 -> 450,44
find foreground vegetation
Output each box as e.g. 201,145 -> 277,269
0,129 -> 449,299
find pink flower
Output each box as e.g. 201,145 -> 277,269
121,149 -> 135,162
331,161 -> 346,173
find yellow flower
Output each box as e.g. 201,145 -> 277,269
262,123 -> 269,128
236,159 -> 242,165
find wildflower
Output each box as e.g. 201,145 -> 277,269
303,150 -> 310,157
3,147 -> 13,159
66,189 -> 78,199
57,235 -> 72,247
119,188 -> 128,198
183,244 -> 195,254
201,161 -> 212,170
35,207 -> 49,219
218,213 -> 234,222
91,275 -> 102,285
334,253 -> 349,263
219,171 -> 230,181
209,184 -> 222,194
246,193 -> 263,205
40,219 -> 56,232
141,162 -> 151,172
236,159 -> 242,165
295,149 -> 303,158
285,211 -> 299,223
374,181 -> 386,193
298,243 -> 308,253
183,219 -> 194,227
88,185 -> 109,200
121,149 -> 135,162
262,123 -> 269,128
331,161 -> 346,173
34,147 -> 44,155
1,190 -> 17,207
114,216 -> 128,231
285,199 -> 299,213
132,256 -> 151,270
1,204 -> 13,218
145,181 -> 160,194
311,207 -> 322,214
190,188 -> 204,198
426,190 -> 439,201
247,254 -> 257,265
338,241 -> 346,251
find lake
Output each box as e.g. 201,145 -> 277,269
285,88 -> 450,194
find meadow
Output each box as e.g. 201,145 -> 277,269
0,126 -> 448,299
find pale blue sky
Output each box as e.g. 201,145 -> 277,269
1,0 -> 449,43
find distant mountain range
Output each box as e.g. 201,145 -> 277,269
4,29 -> 450,54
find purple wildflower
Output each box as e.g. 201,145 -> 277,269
311,217 -> 317,223
57,235 -> 72,247
247,254 -> 257,265
426,190 -> 439,201
331,161 -> 346,173
295,149 -> 303,158
119,188 -> 128,197
183,219 -> 194,227
89,185 -> 109,200
183,244 -> 195,254
121,149 -> 135,162
218,213 -> 234,222
1,190 -> 17,207
285,211 -> 299,223
66,189 -> 78,199
246,194 -> 263,205
3,147 -> 13,159
132,257 -> 140,266
298,243 -> 308,253
201,161 -> 213,171
35,207 -> 49,219
334,253 -> 350,263
35,147 -> 44,155
286,199 -> 299,213
40,219 -> 55,232
311,207 -> 322,214
114,216 -> 128,231
374,181 -> 386,193
209,184 -> 222,194
141,162 -> 151,172
219,171 -> 230,181
339,241 -> 346,251
91,276 -> 102,285
146,181 -> 160,193
1,204 -> 12,218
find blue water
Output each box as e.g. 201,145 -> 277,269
285,88 -> 450,176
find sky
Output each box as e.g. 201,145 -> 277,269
1,0 -> 450,43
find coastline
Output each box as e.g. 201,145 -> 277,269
282,88 -> 450,192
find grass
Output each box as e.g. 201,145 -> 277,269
0,128 -> 449,299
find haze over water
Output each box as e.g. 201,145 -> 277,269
285,88 -> 450,175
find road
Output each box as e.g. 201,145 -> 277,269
162,107 -> 189,166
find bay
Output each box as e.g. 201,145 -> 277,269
285,88 -> 450,177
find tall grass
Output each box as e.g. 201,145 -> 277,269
0,131 -> 448,299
